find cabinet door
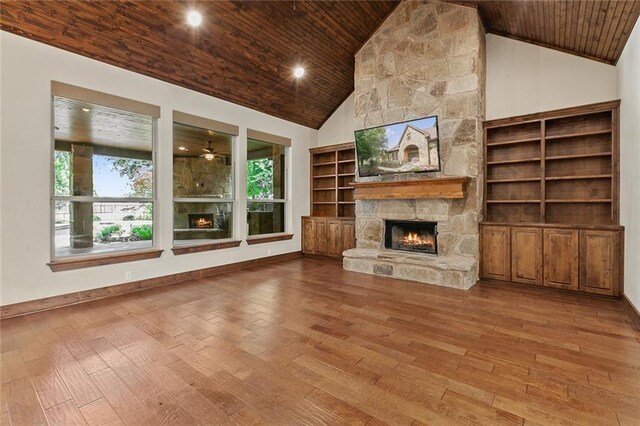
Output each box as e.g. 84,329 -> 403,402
314,219 -> 327,255
511,227 -> 543,285
302,217 -> 315,254
580,230 -> 620,296
327,220 -> 343,257
342,220 -> 356,251
543,229 -> 579,290
481,226 -> 511,281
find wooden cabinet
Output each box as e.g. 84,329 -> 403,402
481,224 -> 622,296
481,225 -> 511,282
302,217 -> 355,258
482,102 -> 623,297
327,220 -> 342,257
580,230 -> 620,295
314,220 -> 327,256
543,229 -> 579,290
302,217 -> 315,254
511,227 -> 543,285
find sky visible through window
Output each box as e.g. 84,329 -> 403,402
383,117 -> 437,149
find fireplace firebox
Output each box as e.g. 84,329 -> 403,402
188,213 -> 214,229
384,220 -> 437,254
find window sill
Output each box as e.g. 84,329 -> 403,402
172,240 -> 242,255
246,233 -> 294,245
48,249 -> 163,272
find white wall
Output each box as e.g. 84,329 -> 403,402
486,34 -> 618,119
0,32 -> 315,306
317,93 -> 355,147
618,22 -> 640,312
317,35 -> 619,141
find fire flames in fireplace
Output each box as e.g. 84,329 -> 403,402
400,232 -> 435,251
385,220 -> 437,254
188,214 -> 214,229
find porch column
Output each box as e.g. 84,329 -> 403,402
71,143 -> 93,248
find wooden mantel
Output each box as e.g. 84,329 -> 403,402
350,177 -> 470,200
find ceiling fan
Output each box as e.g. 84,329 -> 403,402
199,140 -> 222,161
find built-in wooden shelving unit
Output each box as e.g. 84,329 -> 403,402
480,101 -> 622,297
484,100 -> 619,225
309,142 -> 356,217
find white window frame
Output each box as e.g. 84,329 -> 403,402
172,112 -> 239,247
50,86 -> 159,261
246,131 -> 290,238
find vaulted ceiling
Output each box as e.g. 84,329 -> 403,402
2,1 -> 639,130
455,0 -> 640,65
0,0 -> 399,129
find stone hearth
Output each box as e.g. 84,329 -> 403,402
343,0 -> 485,290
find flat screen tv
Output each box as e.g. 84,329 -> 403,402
354,116 -> 441,177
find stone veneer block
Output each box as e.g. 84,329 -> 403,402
350,0 -> 486,289
343,248 -> 477,290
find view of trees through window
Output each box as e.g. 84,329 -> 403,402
52,96 -> 154,258
247,139 -> 286,236
247,158 -> 274,199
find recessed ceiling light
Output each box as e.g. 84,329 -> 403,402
82,107 -> 90,112
186,10 -> 203,27
178,146 -> 188,151
293,66 -> 305,79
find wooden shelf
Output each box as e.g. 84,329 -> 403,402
484,100 -> 619,226
545,174 -> 612,181
487,158 -> 541,165
486,200 -> 541,204
486,137 -> 540,147
546,152 -> 611,161
351,177 -> 470,200
310,143 -> 356,218
487,178 -> 541,183
545,129 -> 611,140
546,199 -> 612,203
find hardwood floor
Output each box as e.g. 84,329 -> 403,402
1,256 -> 639,425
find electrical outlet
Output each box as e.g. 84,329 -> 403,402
125,271 -> 133,281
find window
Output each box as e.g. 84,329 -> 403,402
173,112 -> 238,246
405,145 -> 420,162
246,131 -> 289,236
52,89 -> 157,259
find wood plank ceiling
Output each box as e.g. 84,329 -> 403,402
0,0 -> 399,129
2,1 -> 639,129
455,0 -> 640,65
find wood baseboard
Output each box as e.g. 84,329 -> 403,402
623,294 -> 640,331
1,251 -> 302,319
477,279 -> 620,301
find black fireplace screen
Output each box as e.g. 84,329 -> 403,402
384,220 -> 437,254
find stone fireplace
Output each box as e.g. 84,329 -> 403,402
343,0 -> 485,290
385,220 -> 437,254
